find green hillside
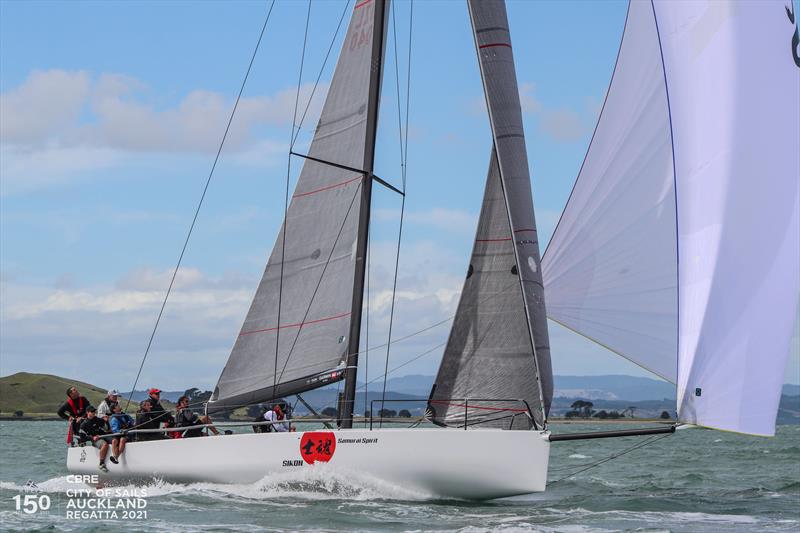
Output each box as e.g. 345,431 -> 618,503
0,372 -> 108,417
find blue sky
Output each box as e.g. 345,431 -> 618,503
1,0 -> 798,391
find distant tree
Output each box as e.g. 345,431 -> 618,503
570,400 -> 586,410
321,407 -> 338,418
379,408 -> 397,418
593,410 -> 608,419
570,400 -> 595,418
14,410 -> 23,417
398,409 -> 412,418
607,411 -> 622,419
660,410 -> 671,420
183,388 -> 212,405
565,410 -> 580,419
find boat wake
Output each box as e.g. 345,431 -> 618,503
1,465 -> 432,502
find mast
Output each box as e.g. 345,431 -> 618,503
341,0 -> 388,429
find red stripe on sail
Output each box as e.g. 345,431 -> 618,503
479,43 -> 512,50
293,176 -> 362,198
239,312 -> 351,337
354,0 -> 373,9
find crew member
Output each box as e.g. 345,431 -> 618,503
147,388 -> 174,427
108,403 -> 134,463
57,387 -> 91,444
134,399 -> 162,441
96,389 -> 119,420
264,402 -> 294,433
175,395 -> 219,437
78,407 -> 111,472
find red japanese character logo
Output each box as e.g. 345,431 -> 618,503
300,431 -> 337,464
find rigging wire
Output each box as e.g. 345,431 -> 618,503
547,432 -> 673,486
124,0 -> 276,411
379,0 -> 413,426
290,0 -> 353,149
275,0 -> 313,395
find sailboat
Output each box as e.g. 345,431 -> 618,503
66,0 -> 799,499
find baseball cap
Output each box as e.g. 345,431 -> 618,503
107,389 -> 119,397
148,388 -> 161,395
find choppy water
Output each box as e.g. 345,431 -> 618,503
0,421 -> 797,532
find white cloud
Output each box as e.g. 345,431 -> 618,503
0,69 -> 90,145
539,108 -> 584,142
0,144 -> 125,196
0,249 -> 461,389
0,69 -> 328,195
518,82 -> 542,114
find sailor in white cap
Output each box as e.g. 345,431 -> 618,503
97,389 -> 119,421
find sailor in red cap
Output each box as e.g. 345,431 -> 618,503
147,388 -> 174,428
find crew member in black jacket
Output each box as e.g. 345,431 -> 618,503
78,407 -> 111,472
56,386 -> 91,444
146,388 -> 175,428
134,399 -> 163,441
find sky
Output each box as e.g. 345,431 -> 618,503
1,0 -> 798,392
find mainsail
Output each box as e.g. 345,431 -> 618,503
543,0 -> 799,436
429,0 -> 552,430
210,0 -> 385,411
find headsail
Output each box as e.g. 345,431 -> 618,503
429,0 -> 552,429
541,0 -> 678,383
542,0 -> 799,436
210,0 -> 384,412
655,0 -> 799,436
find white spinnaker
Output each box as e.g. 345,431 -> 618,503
541,0 -> 678,383
654,0 -> 800,436
543,0 -> 799,436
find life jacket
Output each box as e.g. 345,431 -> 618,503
67,396 -> 86,417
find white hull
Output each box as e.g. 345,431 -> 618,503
67,428 -> 550,500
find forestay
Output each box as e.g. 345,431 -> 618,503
430,0 -> 552,429
543,0 -> 799,436
210,0 -> 381,411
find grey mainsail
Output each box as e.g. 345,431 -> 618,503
210,0 -> 384,412
429,0 -> 552,429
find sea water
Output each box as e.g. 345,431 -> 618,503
0,421 -> 797,532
